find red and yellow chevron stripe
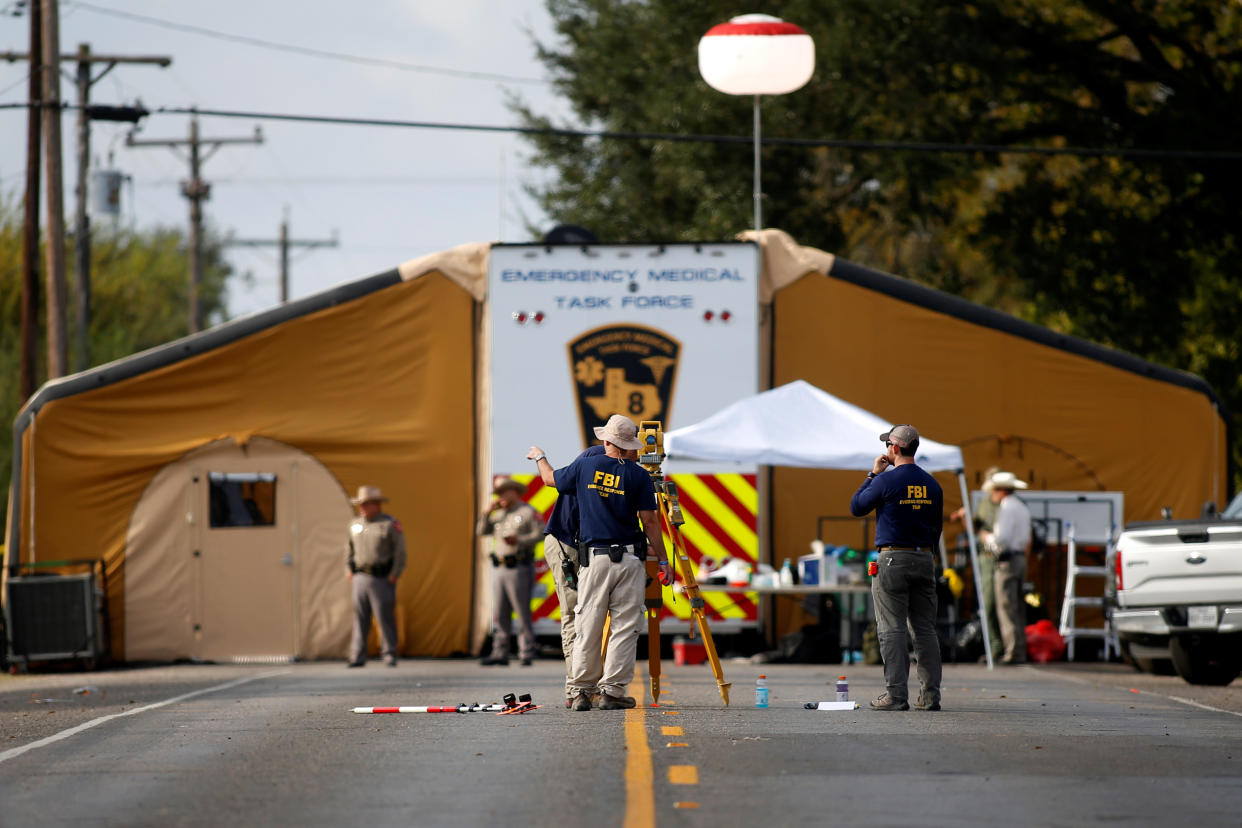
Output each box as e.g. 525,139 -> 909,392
509,472 -> 759,628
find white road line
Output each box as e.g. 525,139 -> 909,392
1165,694 -> 1242,718
1039,667 -> 1242,718
0,669 -> 291,765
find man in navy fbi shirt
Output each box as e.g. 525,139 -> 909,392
850,423 -> 944,711
528,414 -> 672,711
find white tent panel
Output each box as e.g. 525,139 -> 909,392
664,379 -> 964,472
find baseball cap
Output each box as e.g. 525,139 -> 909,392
879,424 -> 919,447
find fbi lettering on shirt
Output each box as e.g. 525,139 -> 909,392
589,470 -> 626,497
901,485 -> 932,509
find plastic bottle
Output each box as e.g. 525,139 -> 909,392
836,676 -> 849,702
755,675 -> 769,708
779,558 -> 794,587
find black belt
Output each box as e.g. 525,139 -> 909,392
590,544 -> 643,562
994,549 -> 1021,562
879,546 -> 933,553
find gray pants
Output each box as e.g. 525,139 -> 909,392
350,573 -> 397,663
543,535 -> 580,699
489,561 -> 536,662
995,555 -> 1028,663
871,549 -> 942,705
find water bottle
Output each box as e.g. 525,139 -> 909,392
779,558 -> 794,586
755,675 -> 769,708
836,676 -> 849,702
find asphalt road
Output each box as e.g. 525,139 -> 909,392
1,657 -> 1239,827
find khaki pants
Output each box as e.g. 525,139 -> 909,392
542,535 -> 580,699
568,552 -> 644,699
994,554 -> 1027,663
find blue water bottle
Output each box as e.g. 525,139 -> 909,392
755,674 -> 769,708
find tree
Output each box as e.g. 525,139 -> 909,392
0,196 -> 233,502
515,0 -> 1242,489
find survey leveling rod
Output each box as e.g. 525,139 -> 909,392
353,694 -> 539,715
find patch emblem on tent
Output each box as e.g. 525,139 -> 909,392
567,324 -> 681,448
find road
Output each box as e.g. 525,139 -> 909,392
1,658 -> 1239,827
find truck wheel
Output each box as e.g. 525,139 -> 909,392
1170,634 -> 1242,686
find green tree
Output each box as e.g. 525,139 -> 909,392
1,197 -> 232,508
516,0 -> 1242,490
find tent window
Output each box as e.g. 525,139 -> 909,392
208,472 -> 277,528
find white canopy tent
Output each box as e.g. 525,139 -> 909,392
664,379 -> 995,667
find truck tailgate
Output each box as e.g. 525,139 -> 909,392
1116,522 -> 1242,607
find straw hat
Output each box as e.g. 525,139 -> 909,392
350,485 -> 388,505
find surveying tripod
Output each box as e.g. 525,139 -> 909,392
638,420 -> 732,706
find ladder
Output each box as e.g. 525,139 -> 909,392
1057,522 -> 1119,661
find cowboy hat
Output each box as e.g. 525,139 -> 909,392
350,485 -> 389,505
987,471 -> 1028,491
492,476 -> 525,495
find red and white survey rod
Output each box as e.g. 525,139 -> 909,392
352,703 -> 507,714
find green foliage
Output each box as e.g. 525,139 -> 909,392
516,0 -> 1242,491
0,197 -> 232,512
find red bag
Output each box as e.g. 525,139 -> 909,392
1025,619 -> 1067,663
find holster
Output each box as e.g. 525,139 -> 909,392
577,539 -> 590,568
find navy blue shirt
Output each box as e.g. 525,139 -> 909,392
543,445 -> 606,544
849,463 -> 944,548
553,453 -> 657,546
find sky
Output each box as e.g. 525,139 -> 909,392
0,0 -> 573,318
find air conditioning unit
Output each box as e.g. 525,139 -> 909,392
5,573 -> 107,669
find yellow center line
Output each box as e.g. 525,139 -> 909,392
662,726 -> 683,735
624,665 -> 655,828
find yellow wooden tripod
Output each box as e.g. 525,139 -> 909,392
638,420 -> 732,707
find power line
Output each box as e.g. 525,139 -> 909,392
71,1 -> 549,86
4,101 -> 1240,162
151,106 -> 1242,162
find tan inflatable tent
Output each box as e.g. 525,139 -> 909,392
4,230 -> 1227,661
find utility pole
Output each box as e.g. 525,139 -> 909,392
227,209 -> 338,304
5,43 -> 169,375
126,116 -> 263,332
20,0 -> 42,401
41,0 -> 67,379
72,44 -> 170,370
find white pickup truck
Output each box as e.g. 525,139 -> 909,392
1109,492 -> 1242,685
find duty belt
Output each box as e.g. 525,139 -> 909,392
878,545 -> 934,553
590,543 -> 643,563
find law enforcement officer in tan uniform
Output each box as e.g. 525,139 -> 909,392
345,485 -> 406,667
476,477 -> 542,666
